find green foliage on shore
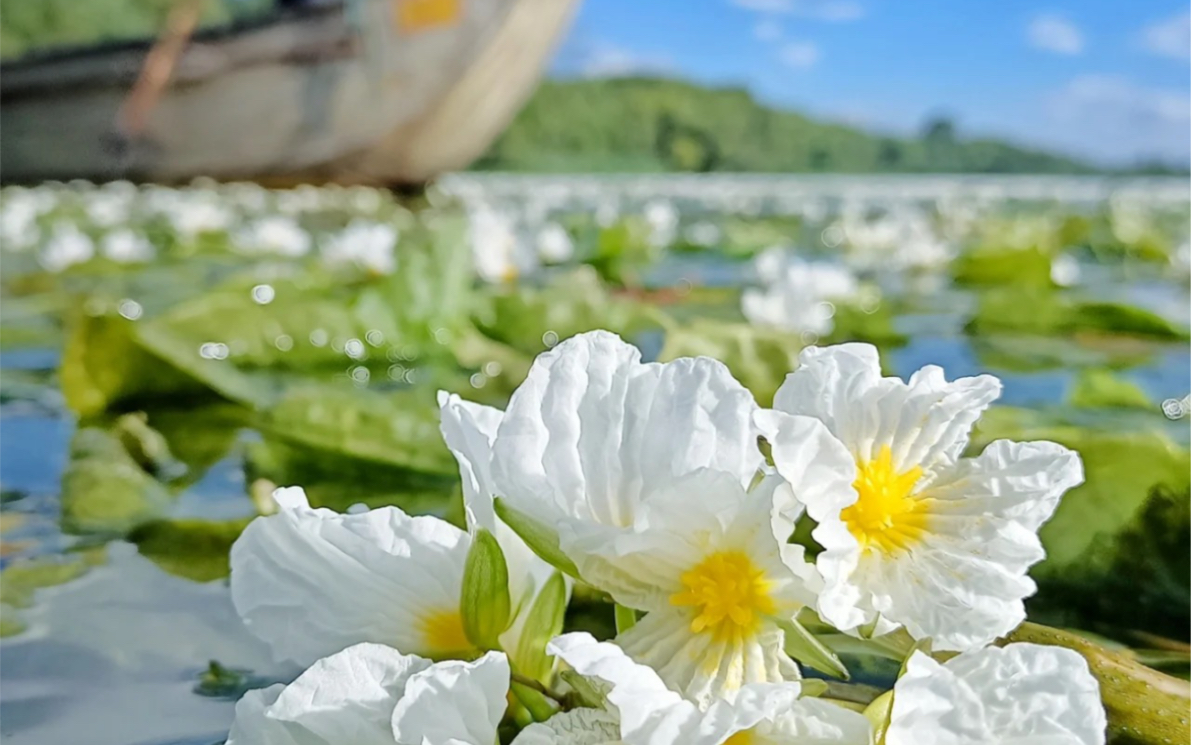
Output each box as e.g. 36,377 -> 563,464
476,77 -> 1109,175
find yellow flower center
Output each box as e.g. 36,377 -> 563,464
419,608 -> 472,656
670,551 -> 776,641
723,731 -> 756,745
841,445 -> 927,554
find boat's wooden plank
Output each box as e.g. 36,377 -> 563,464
1,8 -> 353,98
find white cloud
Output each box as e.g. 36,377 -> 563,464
1027,14 -> 1084,55
779,41 -> 820,69
1046,74 -> 1190,163
730,0 -> 864,22
1139,10 -> 1190,60
574,43 -> 676,78
754,19 -> 784,41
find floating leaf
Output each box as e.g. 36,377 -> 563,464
127,517 -> 252,582
60,427 -> 173,535
1068,368 -> 1154,411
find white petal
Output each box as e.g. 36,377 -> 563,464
773,343 -> 1001,472
438,391 -> 557,627
623,682 -> 805,745
391,651 -> 509,745
437,391 -> 503,531
492,331 -> 761,530
511,708 -> 623,745
751,698 -> 873,745
228,643 -> 430,745
887,645 -> 1106,745
230,490 -> 471,666
226,685 -> 300,745
754,409 -> 858,524
615,609 -> 794,708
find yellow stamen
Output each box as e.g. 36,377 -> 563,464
724,731 -> 756,745
841,444 -> 927,554
419,608 -> 471,655
670,551 -> 775,642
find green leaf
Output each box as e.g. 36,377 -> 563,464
493,498 -> 580,578
512,571 -> 568,682
659,318 -> 803,407
1068,368 -> 1153,410
966,288 -> 1190,341
127,518 -> 252,582
254,385 -> 457,477
474,267 -> 661,357
461,528 -> 512,651
60,427 -> 173,535
778,616 -> 850,680
953,246 -> 1055,288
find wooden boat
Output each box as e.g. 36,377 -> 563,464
0,0 -> 577,185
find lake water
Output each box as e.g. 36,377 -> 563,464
1,174 -> 1188,745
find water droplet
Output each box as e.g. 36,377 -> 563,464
470,373 -> 487,388
350,366 -> 370,384
800,331 -> 820,345
274,334 -> 294,351
402,368 -> 418,384
117,299 -> 143,320
388,364 -> 405,380
345,338 -> 366,360
483,360 -> 502,377
365,329 -> 384,346
252,284 -> 275,304
542,330 -> 559,348
309,328 -> 328,347
434,327 -> 450,345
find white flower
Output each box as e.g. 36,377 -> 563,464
489,332 -> 834,704
101,229 -> 155,263
644,200 -> 679,248
757,343 -> 1084,651
470,206 -> 532,282
230,487 -> 474,667
227,643 -> 509,745
1050,253 -> 1081,287
235,215 -> 312,258
163,194 -> 233,238
0,187 -> 52,252
40,223 -> 95,271
886,643 -> 1106,745
437,391 -> 560,641
527,633 -> 870,745
537,222 -> 575,263
82,189 -> 132,228
743,258 -> 860,336
322,220 -> 399,274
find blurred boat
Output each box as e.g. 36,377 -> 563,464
0,0 -> 576,185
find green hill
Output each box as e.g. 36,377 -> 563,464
475,77 -> 1100,174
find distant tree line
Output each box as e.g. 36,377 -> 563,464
475,77 -> 1179,174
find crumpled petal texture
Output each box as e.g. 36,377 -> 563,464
226,642 -> 430,745
887,644 -> 1106,745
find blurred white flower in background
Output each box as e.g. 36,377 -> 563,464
322,219 -> 398,275
40,223 -> 95,272
82,186 -> 133,228
684,220 -> 722,247
743,254 -> 861,336
1050,252 -> 1082,287
536,222 -> 574,264
469,206 -> 532,282
101,228 -> 155,263
234,215 -> 312,258
644,199 -> 679,248
0,187 -> 54,252
158,192 -> 234,239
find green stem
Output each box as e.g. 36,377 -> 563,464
511,680 -> 558,722
614,604 -> 638,634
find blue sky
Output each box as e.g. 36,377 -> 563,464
550,0 -> 1191,166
